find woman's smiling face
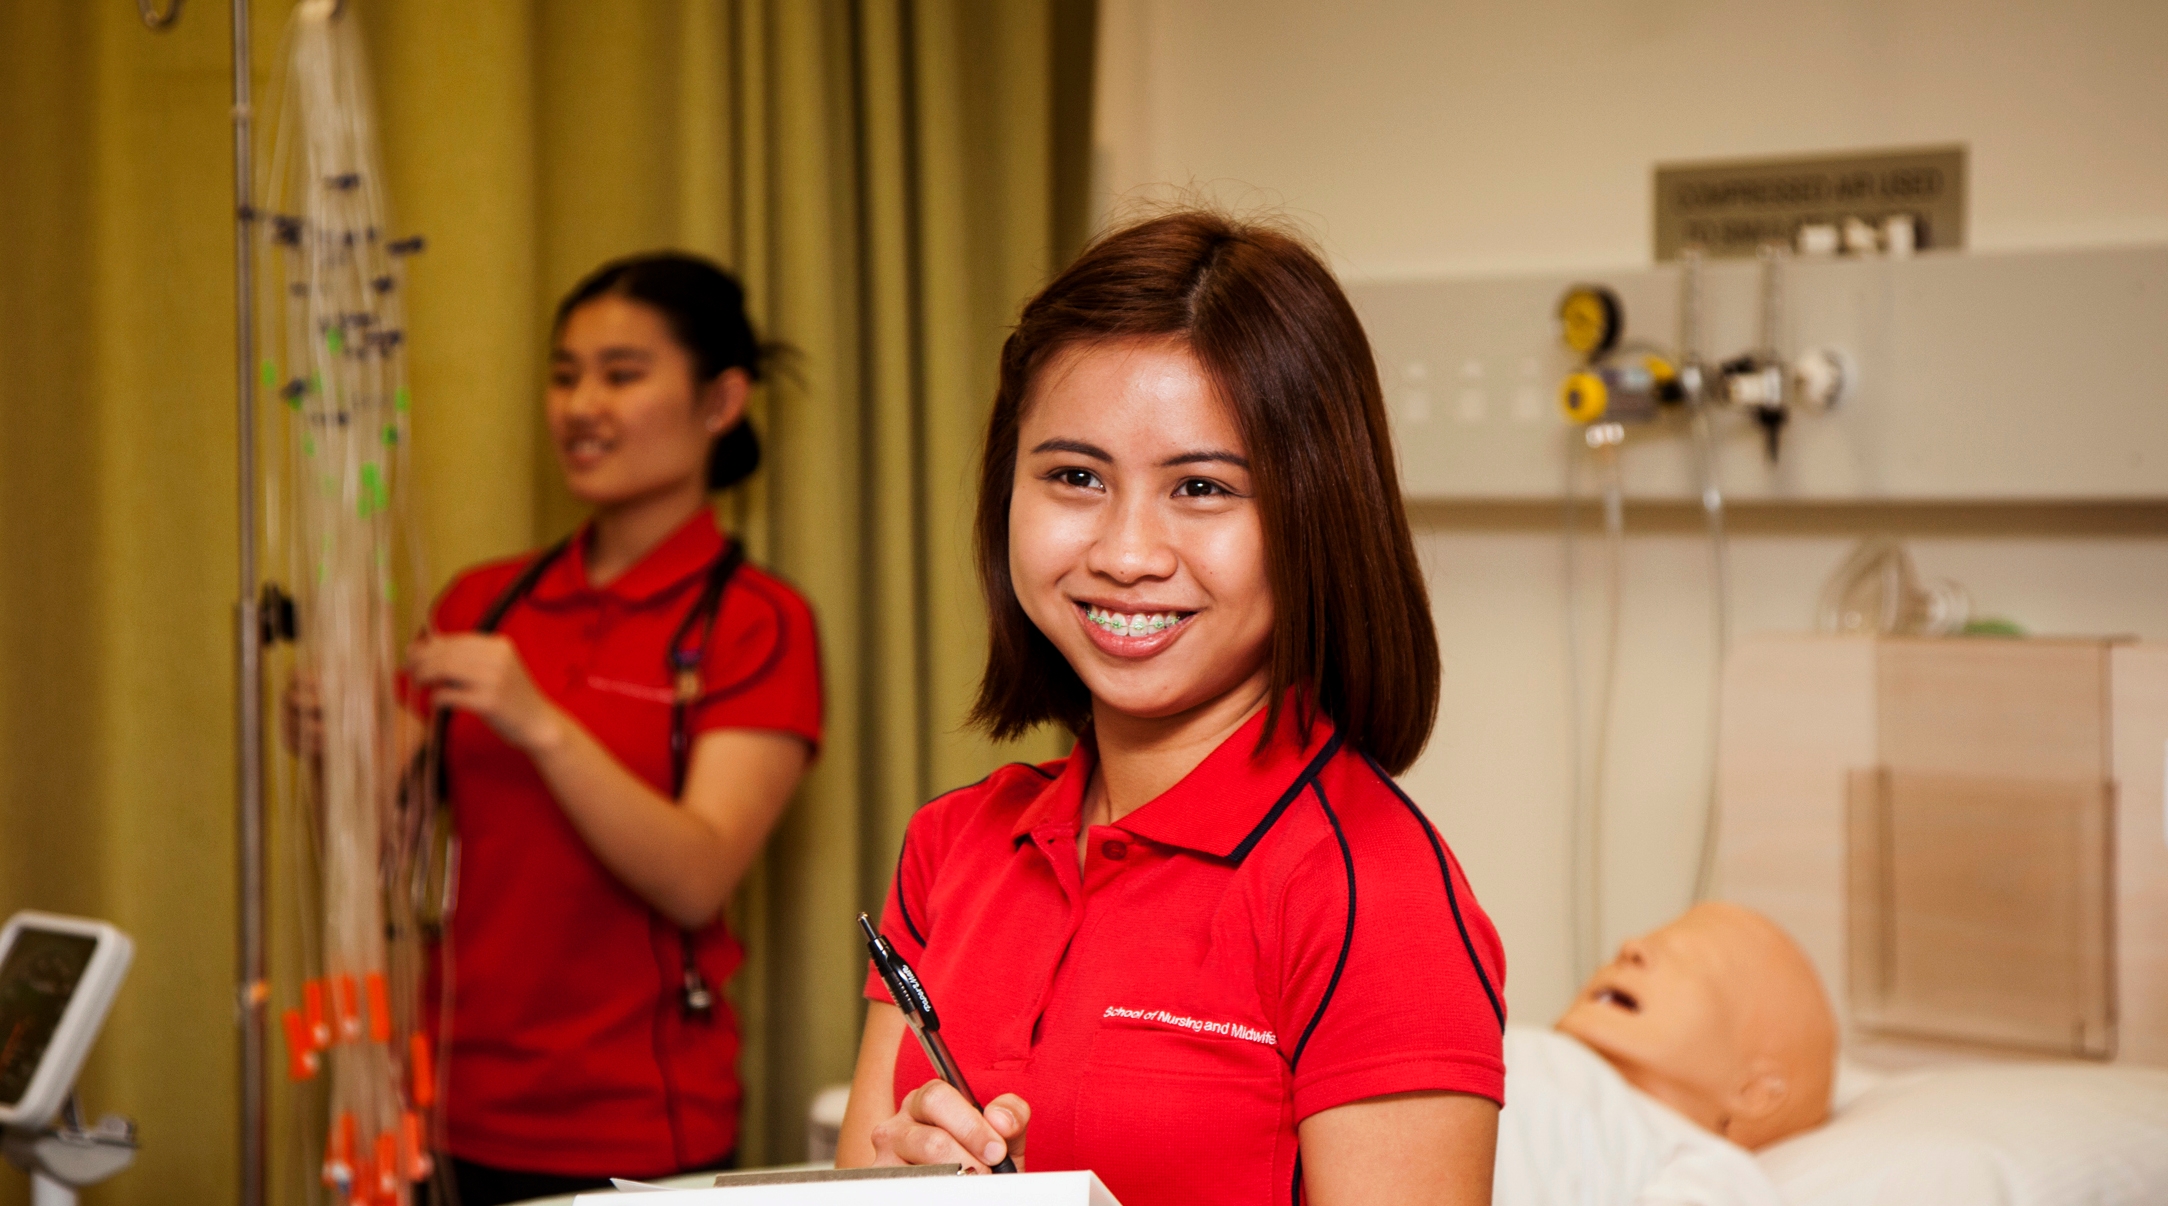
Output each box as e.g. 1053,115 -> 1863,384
1007,338 -> 1275,723
546,295 -> 730,507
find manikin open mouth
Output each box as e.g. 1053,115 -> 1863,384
1080,602 -> 1195,638
1594,987 -> 1641,1013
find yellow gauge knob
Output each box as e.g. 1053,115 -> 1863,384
1558,286 -> 1622,359
1560,371 -> 1609,424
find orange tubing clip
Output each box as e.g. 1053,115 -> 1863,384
408,1033 -> 437,1108
323,1110 -> 356,1189
400,1110 -> 433,1181
335,973 -> 362,1043
365,971 -> 393,1044
375,1132 -> 400,1200
304,978 -> 331,1049
351,1146 -> 375,1206
281,1009 -> 319,1081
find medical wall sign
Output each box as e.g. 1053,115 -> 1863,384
1653,145 -> 1966,260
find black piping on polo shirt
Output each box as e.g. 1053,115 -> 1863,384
894,761 -> 1062,947
1363,753 -> 1505,1030
1290,780 -> 1356,1070
891,835 -> 926,947
1226,732 -> 1346,864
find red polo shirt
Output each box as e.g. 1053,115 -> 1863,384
866,704 -> 1506,1206
427,510 -> 821,1176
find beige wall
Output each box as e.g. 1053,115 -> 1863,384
1097,0 -> 2168,277
1095,1 -> 2168,1023
1407,509 -> 2168,1024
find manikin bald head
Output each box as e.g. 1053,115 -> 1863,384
1556,902 -> 1836,1149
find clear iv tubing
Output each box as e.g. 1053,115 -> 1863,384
1682,249 -> 1733,902
1563,427 -> 1626,981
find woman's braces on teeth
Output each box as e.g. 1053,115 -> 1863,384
1085,604 -> 1187,637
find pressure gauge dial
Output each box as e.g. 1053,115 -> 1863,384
1558,285 -> 1622,360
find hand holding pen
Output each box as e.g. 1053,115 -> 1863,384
860,913 -> 1029,1174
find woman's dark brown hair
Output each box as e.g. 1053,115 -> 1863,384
968,210 -> 1441,774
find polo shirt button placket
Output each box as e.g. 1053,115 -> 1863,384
568,602 -> 607,690
1081,829 -> 1132,894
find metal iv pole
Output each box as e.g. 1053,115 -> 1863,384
137,2 -> 267,1204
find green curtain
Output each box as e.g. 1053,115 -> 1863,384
0,1 -> 1093,1200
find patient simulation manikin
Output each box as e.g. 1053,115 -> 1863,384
1494,903 -> 1838,1206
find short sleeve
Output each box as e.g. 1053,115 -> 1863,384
689,571 -> 823,750
863,801 -> 946,1003
1275,794 -> 1507,1120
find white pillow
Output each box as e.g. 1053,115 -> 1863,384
1828,1056 -> 1887,1113
1757,1061 -> 2168,1206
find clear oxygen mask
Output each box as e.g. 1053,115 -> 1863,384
1816,536 -> 1970,637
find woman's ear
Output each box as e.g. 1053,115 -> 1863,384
701,367 -> 752,434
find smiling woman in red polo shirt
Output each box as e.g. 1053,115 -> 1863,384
834,212 -> 1505,1206
407,255 -> 821,1204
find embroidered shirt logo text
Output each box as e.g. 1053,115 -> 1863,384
1103,1005 -> 1277,1046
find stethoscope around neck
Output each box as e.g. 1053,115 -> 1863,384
423,534 -> 745,1018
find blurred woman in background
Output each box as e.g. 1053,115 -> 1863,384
296,253 -> 822,1204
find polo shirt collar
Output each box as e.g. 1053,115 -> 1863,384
529,508 -> 727,605
1011,693 -> 1343,863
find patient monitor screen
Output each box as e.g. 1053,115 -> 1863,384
0,929 -> 96,1108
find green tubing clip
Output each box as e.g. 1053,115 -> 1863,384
302,436 -> 317,458
327,326 -> 345,356
261,360 -> 277,389
359,462 -> 388,517
394,385 -> 411,412
382,424 -> 399,447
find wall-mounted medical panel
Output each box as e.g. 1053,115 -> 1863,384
1349,245 -> 2168,501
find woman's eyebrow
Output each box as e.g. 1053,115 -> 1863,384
1161,449 -> 1249,469
1029,437 -> 1112,460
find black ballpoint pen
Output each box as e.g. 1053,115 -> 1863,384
858,912 -> 1019,1174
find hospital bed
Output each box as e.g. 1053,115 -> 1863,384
1720,635 -> 2168,1205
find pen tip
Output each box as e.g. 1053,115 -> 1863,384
856,912 -> 878,940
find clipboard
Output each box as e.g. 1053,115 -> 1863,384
574,1167 -> 1122,1204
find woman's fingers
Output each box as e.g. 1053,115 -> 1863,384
876,1118 -> 983,1170
871,1081 -> 1021,1171
907,1080 -> 1013,1167
410,637 -> 487,692
409,634 -> 552,749
983,1092 -> 1030,1166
